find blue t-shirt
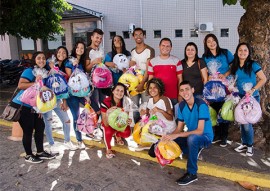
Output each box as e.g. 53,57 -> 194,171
65,60 -> 84,72
177,98 -> 213,141
203,49 -> 234,75
235,62 -> 261,96
12,68 -> 36,107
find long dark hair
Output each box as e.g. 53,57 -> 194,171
70,41 -> 86,71
203,33 -> 227,58
230,42 -> 254,76
146,78 -> 165,96
184,42 -> 199,62
110,82 -> 128,106
31,51 -> 45,67
111,35 -> 130,58
55,46 -> 69,72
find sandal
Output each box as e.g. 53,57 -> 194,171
106,150 -> 115,159
115,136 -> 124,146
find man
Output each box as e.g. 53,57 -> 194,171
148,38 -> 182,106
159,81 -> 213,185
130,28 -> 155,123
85,28 -> 104,141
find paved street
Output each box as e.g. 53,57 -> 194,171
0,125 -> 253,191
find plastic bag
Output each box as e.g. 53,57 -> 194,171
234,95 -> 262,124
129,69 -> 146,96
141,116 -> 163,144
203,81 -> 227,102
209,106 -> 217,127
207,60 -> 222,80
220,100 -> 234,121
32,66 -> 49,79
68,67 -> 91,97
20,82 -> 41,107
89,47 -> 104,61
113,53 -> 130,71
36,82 -> 57,113
107,107 -> 129,132
132,115 -> 151,145
118,69 -> 139,92
77,103 -> 98,134
44,67 -> 69,99
91,64 -> 113,88
157,140 -> 181,160
154,144 -> 173,167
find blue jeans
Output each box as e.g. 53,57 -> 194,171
174,134 -> 211,175
239,94 -> 260,147
43,100 -> 71,145
66,96 -> 85,142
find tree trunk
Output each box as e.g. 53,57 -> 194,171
237,0 -> 270,155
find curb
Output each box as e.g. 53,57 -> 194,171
1,119 -> 269,188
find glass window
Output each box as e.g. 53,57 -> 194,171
123,31 -> 130,39
21,38 -> 35,50
72,22 -> 97,45
190,30 -> 198,37
221,28 -> 229,37
48,34 -> 65,50
154,30 -> 161,38
110,32 -> 116,39
175,29 -> 183,37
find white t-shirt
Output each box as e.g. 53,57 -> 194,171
147,96 -> 176,134
131,44 -> 155,71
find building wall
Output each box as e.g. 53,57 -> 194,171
67,0 -> 245,58
0,35 -> 11,59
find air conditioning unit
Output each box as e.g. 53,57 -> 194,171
199,22 -> 213,32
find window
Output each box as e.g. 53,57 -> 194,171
143,30 -> 146,38
47,34 -> 65,50
110,32 -> 116,39
221,28 -> 229,37
175,29 -> 183,38
21,38 -> 35,50
72,22 -> 97,45
154,30 -> 161,38
190,30 -> 198,37
123,31 -> 130,39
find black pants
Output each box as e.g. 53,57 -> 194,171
18,105 -> 45,155
210,101 -> 229,141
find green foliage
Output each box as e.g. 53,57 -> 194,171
223,0 -> 249,9
0,0 -> 72,40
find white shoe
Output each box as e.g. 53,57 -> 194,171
234,144 -> 247,153
246,146 -> 254,157
64,141 -> 77,151
77,141 -> 86,149
48,144 -> 59,155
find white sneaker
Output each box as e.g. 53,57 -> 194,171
234,144 -> 247,153
64,141 -> 77,151
246,146 -> 254,157
48,144 -> 59,155
77,141 -> 86,149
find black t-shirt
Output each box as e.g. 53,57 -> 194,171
181,58 -> 207,95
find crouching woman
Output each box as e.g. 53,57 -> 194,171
100,82 -> 132,158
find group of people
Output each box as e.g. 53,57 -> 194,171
11,27 -> 267,186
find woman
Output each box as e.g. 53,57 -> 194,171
182,42 -> 208,97
230,42 -> 266,156
100,83 -> 132,158
202,34 -> 234,147
65,41 -> 88,149
144,77 -> 176,134
11,51 -> 55,163
104,35 -> 131,85
44,46 -> 77,154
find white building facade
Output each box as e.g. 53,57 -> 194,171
67,0 -> 245,58
0,0 -> 245,60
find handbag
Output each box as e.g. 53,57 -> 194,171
1,88 -> 22,122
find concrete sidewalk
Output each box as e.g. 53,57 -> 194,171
0,119 -> 269,189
